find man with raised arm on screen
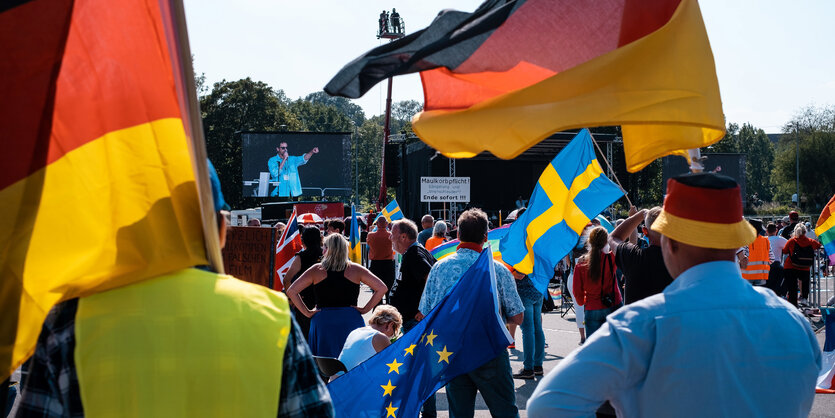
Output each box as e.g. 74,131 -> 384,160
268,141 -> 318,197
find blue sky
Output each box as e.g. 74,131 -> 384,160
184,0 -> 834,133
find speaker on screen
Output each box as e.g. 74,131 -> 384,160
240,132 -> 352,199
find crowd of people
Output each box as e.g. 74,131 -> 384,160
6,166 -> 831,418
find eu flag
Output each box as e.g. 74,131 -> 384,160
499,129 -> 623,292
328,247 -> 512,417
349,204 -> 362,264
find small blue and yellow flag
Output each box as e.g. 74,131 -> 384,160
500,129 -> 624,292
328,247 -> 511,417
381,199 -> 404,222
349,204 -> 362,264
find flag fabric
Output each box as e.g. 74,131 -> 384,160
595,215 -> 615,233
431,226 -> 511,267
815,194 -> 835,264
817,308 -> 835,393
0,0 -> 209,379
328,247 -> 512,417
349,204 -> 363,264
326,0 -> 724,173
500,129 -> 624,292
274,209 -> 303,290
381,199 -> 405,222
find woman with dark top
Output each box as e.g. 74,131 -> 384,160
782,223 -> 822,306
286,233 -> 388,357
282,226 -> 323,340
573,226 -> 622,336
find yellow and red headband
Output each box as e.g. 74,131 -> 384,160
651,173 -> 756,249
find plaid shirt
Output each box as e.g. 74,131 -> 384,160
15,299 -> 333,417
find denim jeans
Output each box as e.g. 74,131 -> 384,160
446,350 -> 519,418
402,319 -> 437,417
584,304 -> 621,337
520,297 -> 545,370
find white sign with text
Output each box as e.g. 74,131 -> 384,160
420,177 -> 471,202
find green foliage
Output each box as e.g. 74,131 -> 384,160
304,91 -> 366,126
773,105 -> 835,211
751,201 -> 794,216
289,99 -> 354,132
200,78 -> 302,209
353,117 -> 385,205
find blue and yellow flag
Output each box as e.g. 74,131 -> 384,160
328,247 -> 512,417
349,204 -> 362,264
381,199 -> 404,222
500,129 -> 624,291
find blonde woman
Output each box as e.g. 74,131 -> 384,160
287,234 -> 388,357
338,305 -> 403,371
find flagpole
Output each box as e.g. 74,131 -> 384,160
588,131 -> 633,208
168,0 -> 224,274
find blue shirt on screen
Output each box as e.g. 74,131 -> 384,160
268,154 -> 308,197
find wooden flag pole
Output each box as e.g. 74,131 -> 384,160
167,0 -> 224,274
589,131 -> 633,208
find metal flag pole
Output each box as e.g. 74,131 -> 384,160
589,131 -> 633,208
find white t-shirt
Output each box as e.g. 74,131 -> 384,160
338,327 -> 381,371
768,235 -> 788,264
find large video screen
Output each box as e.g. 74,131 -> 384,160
241,132 -> 352,198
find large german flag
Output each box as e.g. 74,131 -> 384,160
0,0 -> 211,379
325,0 -> 725,172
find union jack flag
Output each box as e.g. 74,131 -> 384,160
274,208 -> 303,291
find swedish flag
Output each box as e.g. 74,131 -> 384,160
499,129 -> 623,291
381,199 -> 404,222
349,204 -> 362,264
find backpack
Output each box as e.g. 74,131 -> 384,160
790,242 -> 815,268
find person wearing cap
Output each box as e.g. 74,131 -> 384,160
15,161 -> 334,417
527,173 -> 820,418
780,210 -> 801,240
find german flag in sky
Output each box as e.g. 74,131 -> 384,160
326,0 -> 725,172
0,0 -> 210,380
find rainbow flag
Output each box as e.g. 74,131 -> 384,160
816,194 -> 835,264
0,0 -> 209,380
327,0 -> 724,173
430,226 -> 512,269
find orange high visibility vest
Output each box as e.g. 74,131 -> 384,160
742,235 -> 771,281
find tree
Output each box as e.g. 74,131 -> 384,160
304,91 -> 366,126
737,123 -> 775,202
200,78 -> 301,208
390,100 -> 423,137
772,105 -> 835,210
353,116 -> 385,205
289,99 -> 354,132
704,122 -> 740,153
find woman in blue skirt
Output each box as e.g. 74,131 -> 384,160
286,233 -> 388,357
